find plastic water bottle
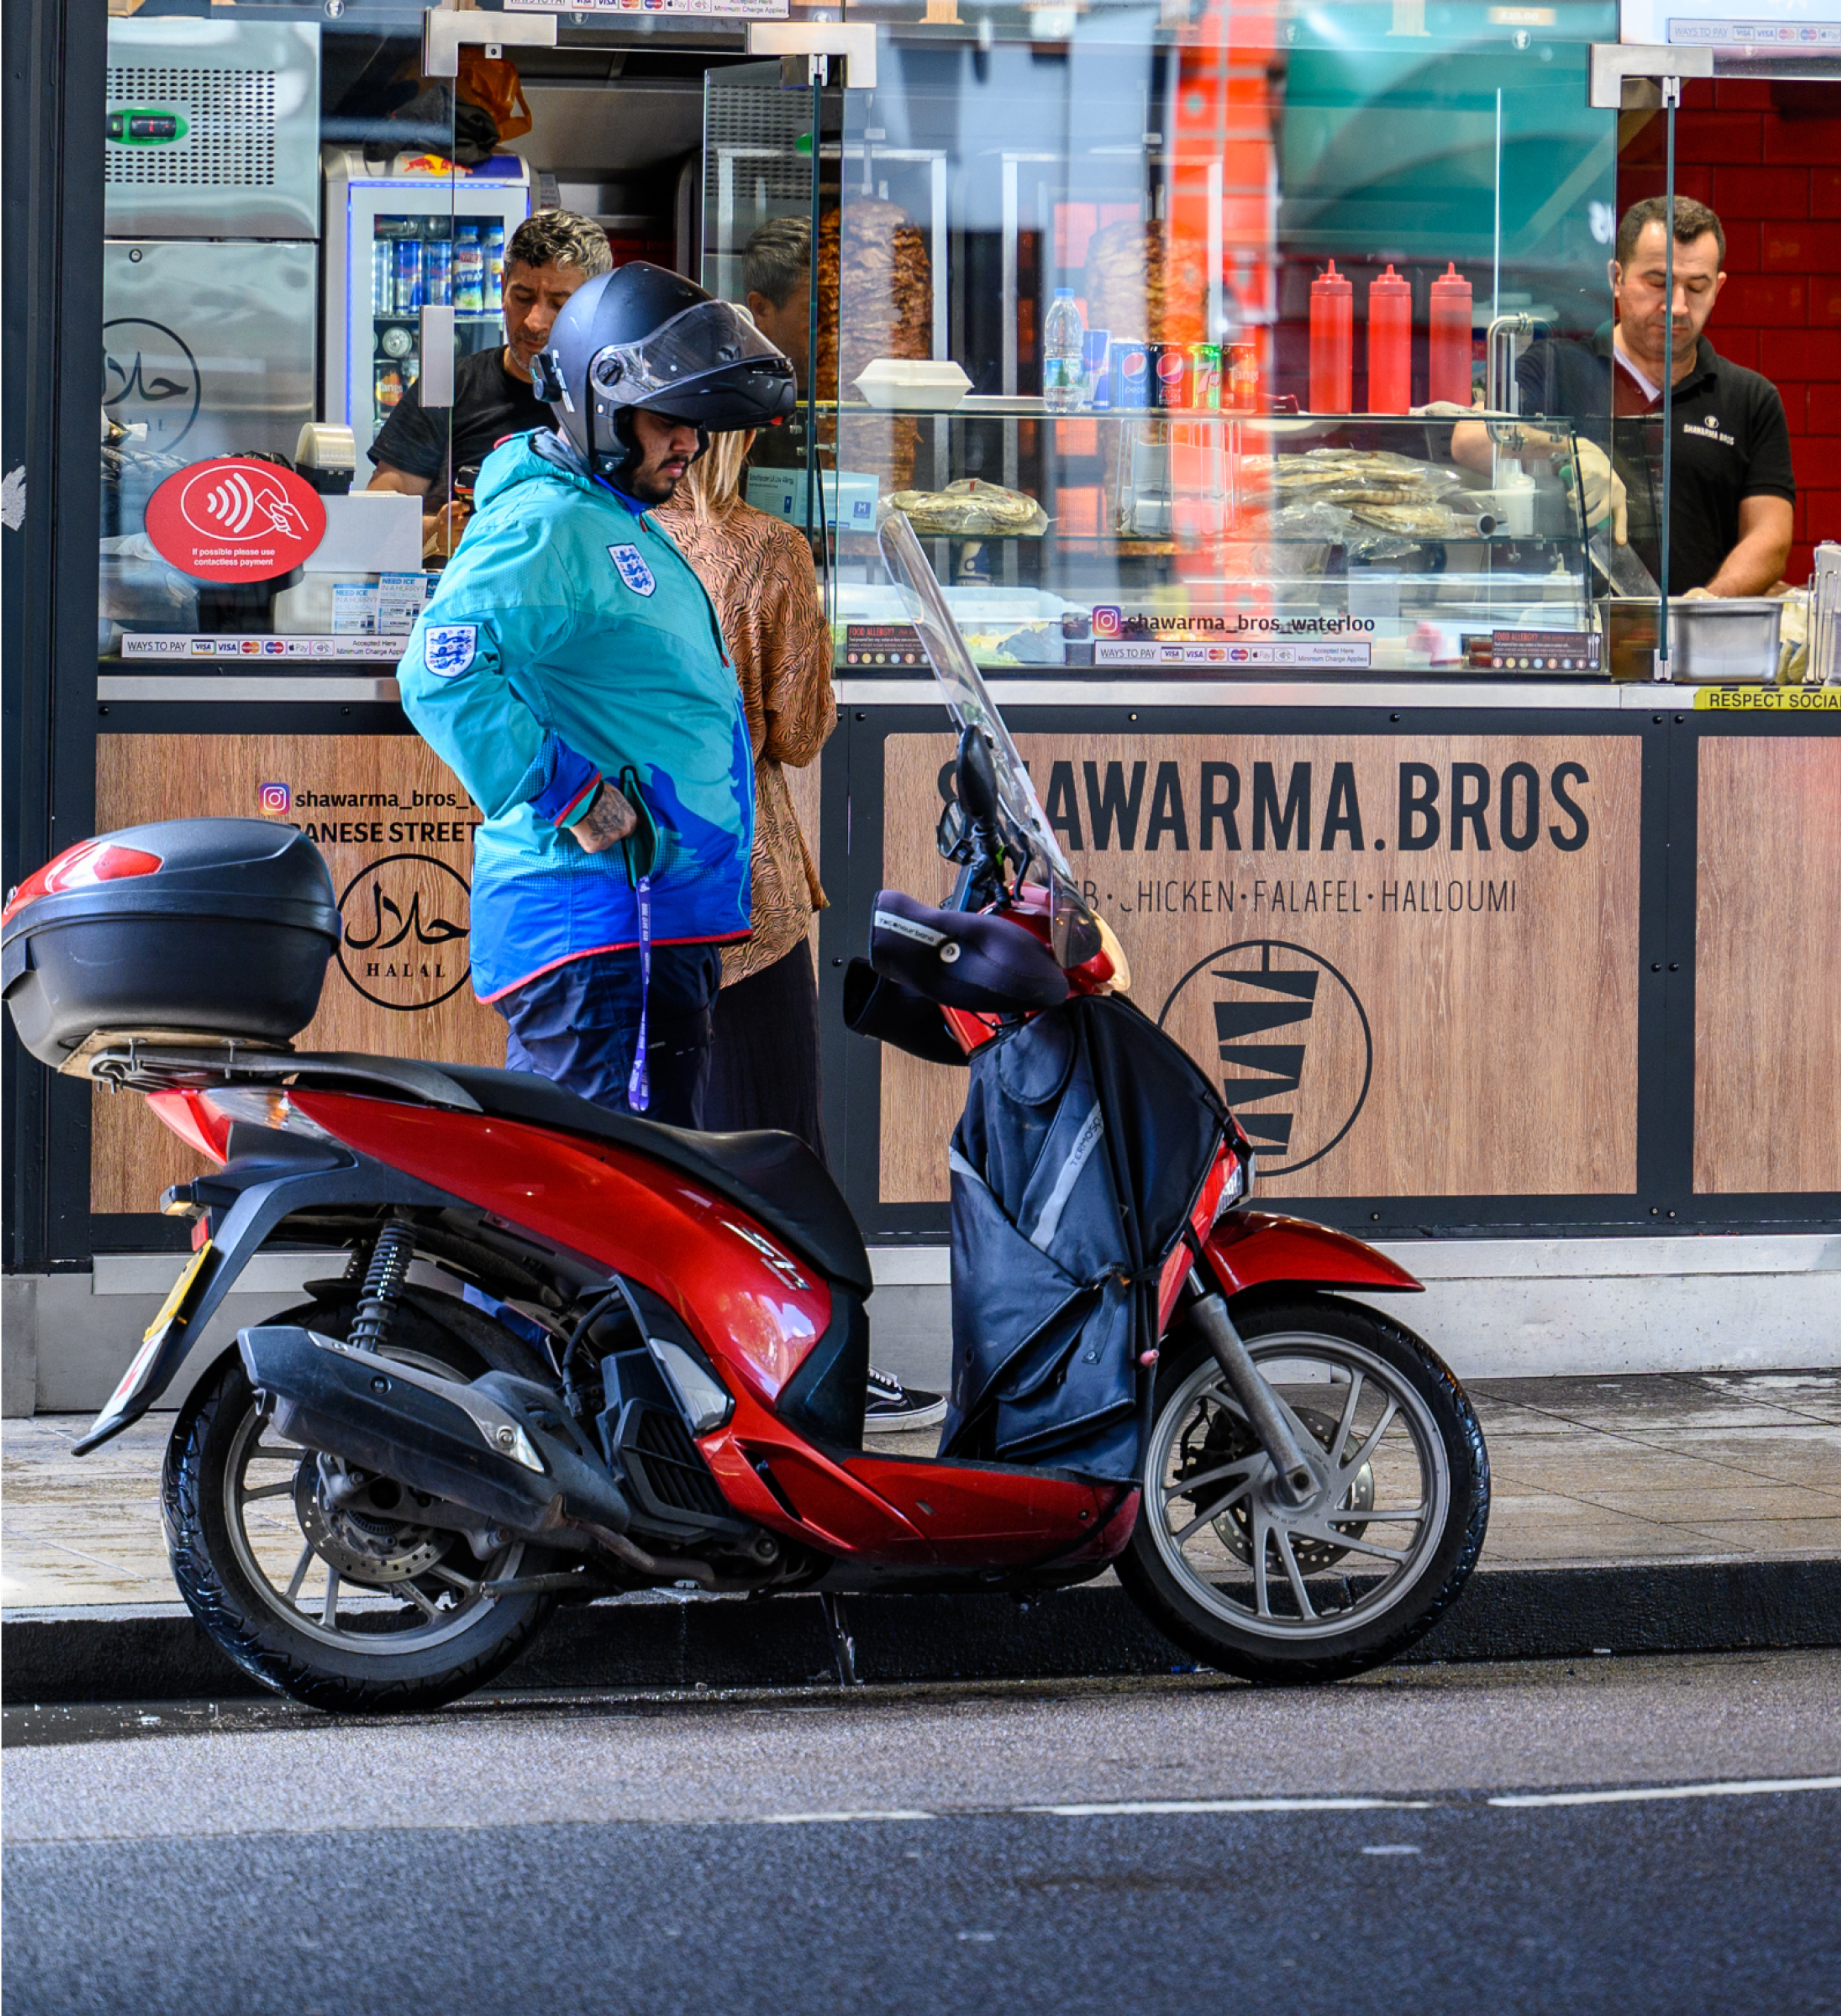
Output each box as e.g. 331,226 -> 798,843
1044,288 -> 1085,413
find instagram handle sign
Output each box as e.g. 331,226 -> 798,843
1091,605 -> 1125,640
258,782 -> 292,819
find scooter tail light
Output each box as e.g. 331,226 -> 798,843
147,1090 -> 232,1166
1,840 -> 163,925
150,1086 -> 338,1164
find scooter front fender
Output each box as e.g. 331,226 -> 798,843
1203,1211 -> 1422,1298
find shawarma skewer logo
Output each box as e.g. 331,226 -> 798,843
1160,938 -> 1374,1175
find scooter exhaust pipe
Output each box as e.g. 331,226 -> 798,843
1188,1295 -> 1319,1505
238,1325 -> 632,1545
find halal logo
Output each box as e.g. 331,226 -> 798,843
337,855 -> 470,1012
1159,938 -> 1373,1175
102,317 -> 201,452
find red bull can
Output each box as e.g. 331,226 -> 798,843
1110,340 -> 1150,409
1149,341 -> 1191,409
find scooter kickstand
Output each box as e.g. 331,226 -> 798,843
819,1593 -> 863,1688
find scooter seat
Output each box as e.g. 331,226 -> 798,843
432,1063 -> 873,1298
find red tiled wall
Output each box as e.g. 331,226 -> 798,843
1622,80 -> 1841,583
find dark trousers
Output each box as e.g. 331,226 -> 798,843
494,943 -> 723,1130
702,941 -> 828,1164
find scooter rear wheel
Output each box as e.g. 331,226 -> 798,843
1117,1294 -> 1489,1684
163,1304 -> 559,1714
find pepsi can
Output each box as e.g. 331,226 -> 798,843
1111,339 -> 1150,410
1149,341 -> 1191,409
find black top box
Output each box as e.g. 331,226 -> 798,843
1,818 -> 340,1068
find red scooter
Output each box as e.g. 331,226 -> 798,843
3,515 -> 1487,1712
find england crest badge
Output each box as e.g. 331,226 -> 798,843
608,543 -> 657,597
423,623 -> 478,679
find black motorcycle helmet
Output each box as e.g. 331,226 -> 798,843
531,262 -> 796,488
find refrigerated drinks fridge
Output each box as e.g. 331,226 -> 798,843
321,148 -> 532,467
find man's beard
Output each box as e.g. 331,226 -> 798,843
629,463 -> 683,506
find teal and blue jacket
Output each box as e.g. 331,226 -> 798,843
397,430 -> 753,1002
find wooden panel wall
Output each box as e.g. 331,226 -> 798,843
93,735 -> 507,1216
1695,735 -> 1841,1193
879,730 -> 1643,1204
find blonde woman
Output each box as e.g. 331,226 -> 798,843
656,432 -> 946,1432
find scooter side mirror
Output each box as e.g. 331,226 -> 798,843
936,799 -> 967,859
956,725 -> 1000,830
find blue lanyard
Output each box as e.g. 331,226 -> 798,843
626,872 -> 652,1114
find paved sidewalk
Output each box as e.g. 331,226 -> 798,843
4,1370 -> 1838,1610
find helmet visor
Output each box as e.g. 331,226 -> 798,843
586,301 -> 789,413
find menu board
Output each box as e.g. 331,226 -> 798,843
877,730 -> 1643,1204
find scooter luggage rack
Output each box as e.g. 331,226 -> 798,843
70,1031 -> 485,1112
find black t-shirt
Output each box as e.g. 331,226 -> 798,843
369,346 -> 555,499
1515,328 -> 1795,594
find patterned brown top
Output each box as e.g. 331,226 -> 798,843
653,493 -> 835,983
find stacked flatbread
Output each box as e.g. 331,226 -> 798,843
884,479 -> 1049,537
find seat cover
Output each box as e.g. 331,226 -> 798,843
434,1064 -> 872,1298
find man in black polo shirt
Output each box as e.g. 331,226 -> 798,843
1455,196 -> 1794,596
366,209 -> 612,561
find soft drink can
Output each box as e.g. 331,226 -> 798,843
1111,340 -> 1149,409
424,237 -> 452,308
374,363 -> 403,411
1188,343 -> 1222,411
1149,341 -> 1190,410
372,243 -> 393,316
1082,330 -> 1111,409
454,225 -> 485,314
394,240 -> 423,315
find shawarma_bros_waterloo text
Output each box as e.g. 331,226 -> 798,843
1028,758 -> 1594,855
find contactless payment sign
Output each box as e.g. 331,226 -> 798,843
144,458 -> 326,583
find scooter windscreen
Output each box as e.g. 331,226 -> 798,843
876,507 -> 1103,967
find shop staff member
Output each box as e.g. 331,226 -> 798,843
367,209 -> 612,559
1455,196 -> 1794,596
397,264 -> 795,1124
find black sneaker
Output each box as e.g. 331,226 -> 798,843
863,1365 -> 947,1433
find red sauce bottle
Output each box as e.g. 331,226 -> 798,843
1367,265 -> 1413,414
1428,263 -> 1474,407
1309,262 -> 1353,415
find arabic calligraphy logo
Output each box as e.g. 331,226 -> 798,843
102,317 -> 201,452
1158,938 -> 1373,1176
336,854 -> 470,1011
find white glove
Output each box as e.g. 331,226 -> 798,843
1571,440 -> 1628,545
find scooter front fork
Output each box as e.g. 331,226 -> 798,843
1188,1293 -> 1317,1504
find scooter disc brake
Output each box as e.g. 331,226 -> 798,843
294,1460 -> 451,1585
1176,1403 -> 1375,1571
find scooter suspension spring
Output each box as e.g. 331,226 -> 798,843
348,1221 -> 414,1355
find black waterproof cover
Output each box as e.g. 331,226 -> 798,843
943,995 -> 1225,1481
870,889 -> 1069,1013
1,818 -> 339,1066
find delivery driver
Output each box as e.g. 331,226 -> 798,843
397,264 -> 796,1125
367,209 -> 613,562
1454,195 -> 1794,596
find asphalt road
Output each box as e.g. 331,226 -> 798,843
5,1650 -> 1840,2016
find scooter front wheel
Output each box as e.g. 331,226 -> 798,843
1117,1295 -> 1489,1684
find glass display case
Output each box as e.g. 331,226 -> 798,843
834,407 -> 1594,675
701,2 -> 1620,679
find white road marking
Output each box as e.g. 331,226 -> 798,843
760,1809 -> 938,1824
1019,1797 -> 1435,1817
1490,1775 -> 1841,1809
1361,1844 -> 1423,1855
